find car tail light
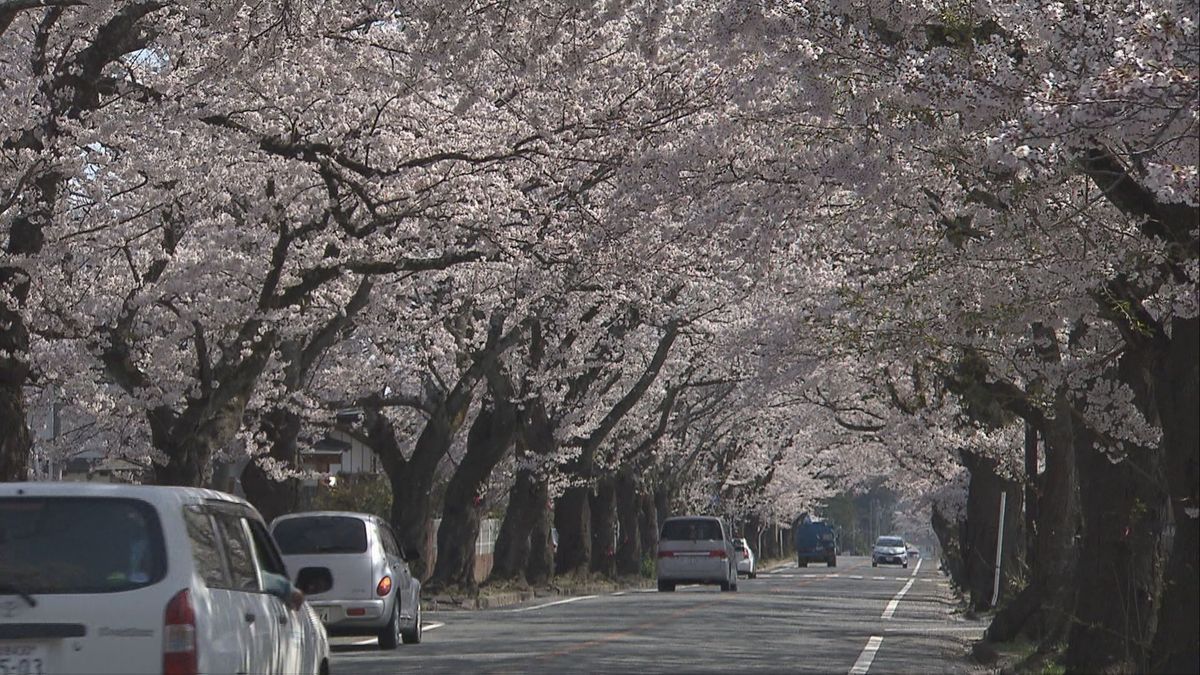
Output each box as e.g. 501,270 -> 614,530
347,608 -> 367,616
657,550 -> 674,558
708,549 -> 727,559
376,576 -> 393,596
163,589 -> 197,675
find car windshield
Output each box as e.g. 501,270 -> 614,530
877,537 -> 904,547
273,516 -> 369,554
661,519 -> 723,541
0,497 -> 166,594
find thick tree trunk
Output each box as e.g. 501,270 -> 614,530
389,392 -> 476,581
988,401 -> 1080,644
590,475 -> 617,577
240,407 -> 302,523
0,176 -> 57,482
1024,423 -> 1039,571
961,451 -> 1024,611
1149,316 -> 1200,673
744,517 -> 763,562
615,468 -> 642,576
489,468 -> 543,584
0,379 -> 32,482
0,273 -> 32,479
525,480 -> 555,585
427,396 -> 516,591
932,503 -> 966,590
1027,407 -> 1080,641
639,489 -> 660,559
554,486 -> 591,575
1066,427 -> 1167,672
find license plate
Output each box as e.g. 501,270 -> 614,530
0,642 -> 49,675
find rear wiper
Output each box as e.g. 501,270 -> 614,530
0,583 -> 38,608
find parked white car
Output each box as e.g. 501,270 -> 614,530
272,511 -> 422,648
0,482 -> 330,675
732,538 -> 757,578
872,535 -> 909,568
656,516 -> 738,592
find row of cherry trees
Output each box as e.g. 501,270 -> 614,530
2,1 -> 1195,671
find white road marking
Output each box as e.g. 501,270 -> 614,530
911,559 -> 923,576
506,595 -> 599,613
872,576 -> 886,580
849,575 -> 864,580
848,635 -> 883,674
881,578 -> 916,619
347,621 -> 444,645
883,626 -> 986,634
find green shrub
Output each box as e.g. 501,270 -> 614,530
314,474 -> 392,520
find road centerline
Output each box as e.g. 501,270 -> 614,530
848,635 -> 883,674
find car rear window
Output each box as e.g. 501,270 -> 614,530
661,519 -> 723,541
877,537 -> 904,547
273,516 -> 368,554
0,497 -> 166,594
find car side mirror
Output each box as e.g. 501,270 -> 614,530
295,567 -> 333,595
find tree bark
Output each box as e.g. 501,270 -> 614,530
1066,422 -> 1166,672
240,407 -> 302,523
554,486 -> 592,575
426,393 -> 517,591
489,467 -> 542,584
1148,316 -> 1200,673
614,467 -> 642,576
590,475 -> 617,577
639,488 -> 660,560
525,479 -> 555,585
932,502 -> 966,590
960,450 -> 1024,611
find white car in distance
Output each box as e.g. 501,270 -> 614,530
872,535 -> 909,568
732,538 -> 757,578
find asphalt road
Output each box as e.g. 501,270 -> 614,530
329,556 -> 988,674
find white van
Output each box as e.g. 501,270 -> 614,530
271,511 -> 422,648
656,516 -> 738,592
0,482 -> 330,675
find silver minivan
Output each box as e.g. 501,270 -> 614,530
656,516 -> 738,592
271,511 -> 422,648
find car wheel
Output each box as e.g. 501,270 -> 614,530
827,557 -> 836,567
903,562 -> 908,569
749,571 -> 757,579
378,599 -> 401,650
872,561 -> 878,567
658,580 -> 675,592
401,600 -> 422,644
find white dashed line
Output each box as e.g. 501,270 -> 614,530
849,635 -> 883,674
506,595 -> 599,613
881,578 -> 916,620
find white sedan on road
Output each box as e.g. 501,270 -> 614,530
732,538 -> 757,578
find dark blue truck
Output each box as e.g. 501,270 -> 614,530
794,514 -> 837,567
